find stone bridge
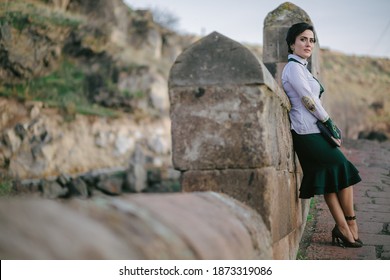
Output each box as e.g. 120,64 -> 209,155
1,3 -> 323,259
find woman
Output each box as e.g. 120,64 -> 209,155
281,22 -> 362,248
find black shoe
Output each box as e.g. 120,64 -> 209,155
345,216 -> 364,245
354,238 -> 363,245
332,226 -> 362,248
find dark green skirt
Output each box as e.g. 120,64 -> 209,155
291,130 -> 361,199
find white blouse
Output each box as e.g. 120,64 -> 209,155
282,54 -> 329,135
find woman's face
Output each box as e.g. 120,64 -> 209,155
291,29 -> 315,59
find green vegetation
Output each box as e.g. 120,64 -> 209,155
0,56 -> 149,119
0,59 -> 119,118
306,197 -> 316,222
0,0 -> 82,31
296,197 -> 317,260
167,180 -> 181,192
295,250 -> 306,260
0,176 -> 13,197
121,89 -> 145,100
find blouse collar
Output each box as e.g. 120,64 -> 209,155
288,54 -> 308,67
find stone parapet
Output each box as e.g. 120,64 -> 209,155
0,192 -> 271,259
169,30 -> 307,259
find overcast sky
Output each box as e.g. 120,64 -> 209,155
124,0 -> 390,58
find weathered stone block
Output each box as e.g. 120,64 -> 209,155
0,193 -> 272,259
170,85 -> 294,171
182,168 -> 277,229
270,170 -> 298,242
182,167 -> 302,244
171,86 -> 266,170
130,192 -> 271,259
196,192 -> 272,259
263,26 -> 290,64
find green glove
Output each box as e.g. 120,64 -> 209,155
323,118 -> 341,139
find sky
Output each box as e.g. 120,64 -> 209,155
124,0 -> 390,58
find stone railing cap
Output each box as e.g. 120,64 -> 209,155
264,2 -> 312,27
169,31 -> 267,87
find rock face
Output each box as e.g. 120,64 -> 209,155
0,8 -> 66,82
0,97 -> 172,179
0,192 -> 272,259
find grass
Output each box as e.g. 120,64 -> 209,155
0,0 -> 82,31
0,59 -> 120,118
0,0 -> 148,119
0,1 -> 121,117
306,197 -> 316,222
296,197 -> 318,260
0,175 -> 13,197
320,50 -> 390,138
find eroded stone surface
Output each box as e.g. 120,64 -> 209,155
0,192 -> 272,259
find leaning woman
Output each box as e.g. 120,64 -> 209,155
281,22 -> 362,248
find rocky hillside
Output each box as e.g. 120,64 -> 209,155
0,0 -> 389,186
320,49 -> 390,140
0,0 -> 198,189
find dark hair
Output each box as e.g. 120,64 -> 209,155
286,22 -> 316,54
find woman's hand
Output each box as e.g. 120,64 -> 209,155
331,136 -> 342,147
323,118 -> 342,146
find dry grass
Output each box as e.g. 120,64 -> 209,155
320,49 -> 390,138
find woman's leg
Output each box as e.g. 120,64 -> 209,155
337,186 -> 359,240
324,192 -> 355,243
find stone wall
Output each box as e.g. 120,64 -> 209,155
169,2 -> 319,258
0,192 -> 271,259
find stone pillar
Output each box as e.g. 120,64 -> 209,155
169,32 -> 306,259
260,2 -> 321,258
263,2 -> 321,85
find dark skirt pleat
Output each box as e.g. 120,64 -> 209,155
292,130 -> 361,199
